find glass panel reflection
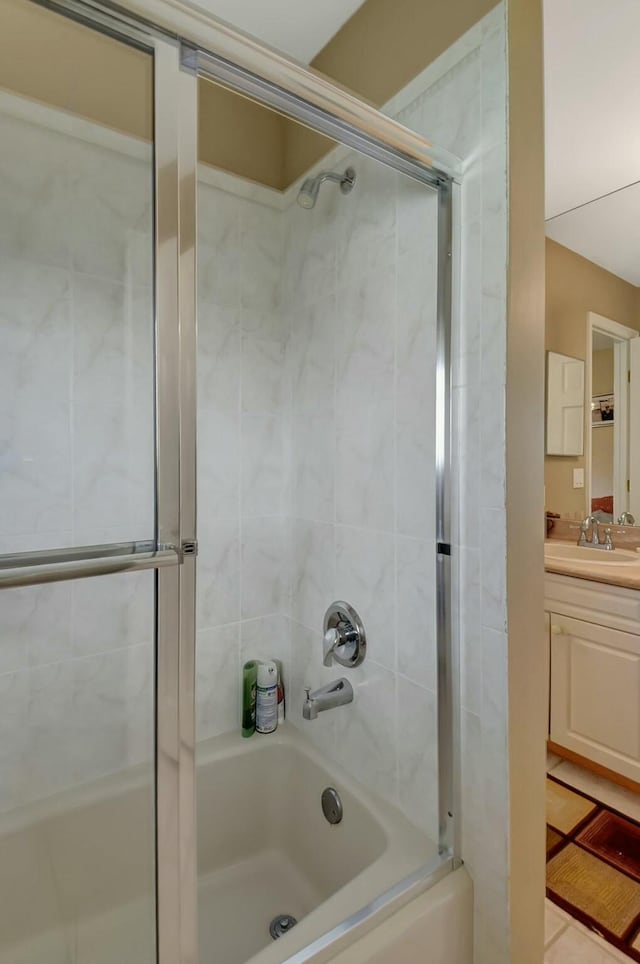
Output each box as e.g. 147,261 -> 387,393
0,570 -> 156,963
0,0 -> 155,551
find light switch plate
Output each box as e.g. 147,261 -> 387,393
573,468 -> 584,489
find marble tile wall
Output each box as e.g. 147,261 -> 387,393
0,106 -> 156,811
349,4 -> 509,958
393,7 -> 510,962
282,154 -> 440,838
195,158 -> 440,841
0,103 -> 293,808
195,180 -> 292,743
193,152 -> 441,849
278,8 -> 509,883
0,115 -> 155,546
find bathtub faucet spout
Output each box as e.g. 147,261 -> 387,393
303,679 -> 353,720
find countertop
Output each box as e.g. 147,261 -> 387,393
544,540 -> 640,591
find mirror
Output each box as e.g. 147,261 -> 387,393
544,306 -> 640,524
543,0 -> 640,527
546,351 -> 585,456
587,320 -> 640,524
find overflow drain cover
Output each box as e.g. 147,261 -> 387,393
269,914 -> 298,940
321,787 -> 343,824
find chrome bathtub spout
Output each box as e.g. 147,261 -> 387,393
303,679 -> 353,721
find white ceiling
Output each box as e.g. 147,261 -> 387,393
190,0 -> 366,63
544,0 -> 640,286
547,181 -> 640,286
544,0 -> 640,221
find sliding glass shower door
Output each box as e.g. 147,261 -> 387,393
0,2 -> 455,962
0,3 -> 195,962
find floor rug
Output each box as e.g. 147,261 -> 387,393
546,774 -> 640,961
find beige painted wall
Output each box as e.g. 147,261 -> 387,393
312,0 -> 496,105
285,0 -> 497,183
506,1 -> 547,962
545,238 -> 640,516
198,80 -> 286,189
1,0 -> 153,140
3,0 -> 497,190
592,348 -> 614,396
2,0 -> 287,188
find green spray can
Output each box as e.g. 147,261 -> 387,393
242,660 -> 258,737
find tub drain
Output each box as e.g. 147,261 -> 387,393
269,914 -> 298,940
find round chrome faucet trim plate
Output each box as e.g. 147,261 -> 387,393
323,600 -> 366,668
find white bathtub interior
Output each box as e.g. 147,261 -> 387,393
196,728 -> 438,964
0,723 -> 438,964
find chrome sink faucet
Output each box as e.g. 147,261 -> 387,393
303,679 -> 353,720
578,515 -> 599,546
577,516 -> 614,550
619,511 -> 636,526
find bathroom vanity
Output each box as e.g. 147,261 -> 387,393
545,536 -> 640,786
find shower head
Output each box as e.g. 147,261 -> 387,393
296,167 -> 356,210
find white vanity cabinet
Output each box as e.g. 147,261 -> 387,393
546,571 -> 640,783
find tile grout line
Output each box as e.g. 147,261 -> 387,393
544,917 -> 569,952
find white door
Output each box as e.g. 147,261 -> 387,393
550,613 -> 640,782
547,353 -> 584,455
629,336 -> 640,520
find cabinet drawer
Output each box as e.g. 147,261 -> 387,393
550,613 -> 640,782
545,572 -> 640,634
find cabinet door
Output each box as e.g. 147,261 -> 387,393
550,613 -> 640,782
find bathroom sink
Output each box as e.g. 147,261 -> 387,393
545,543 -> 640,567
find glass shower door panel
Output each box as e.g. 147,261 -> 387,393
0,0 -> 155,552
193,71 -> 442,964
0,570 -> 156,964
0,3 -> 159,963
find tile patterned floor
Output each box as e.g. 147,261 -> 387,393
548,755 -> 640,824
546,754 -> 640,962
545,900 -> 635,963
546,776 -> 597,834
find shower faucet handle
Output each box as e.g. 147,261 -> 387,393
323,629 -> 341,667
322,601 -> 366,669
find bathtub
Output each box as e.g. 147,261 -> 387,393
0,723 -> 466,963
196,724 -> 450,963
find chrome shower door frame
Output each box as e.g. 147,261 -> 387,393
154,38 -> 199,964
190,28 -> 457,858
191,37 -> 458,956
23,1 -> 458,961
7,4 -> 200,962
